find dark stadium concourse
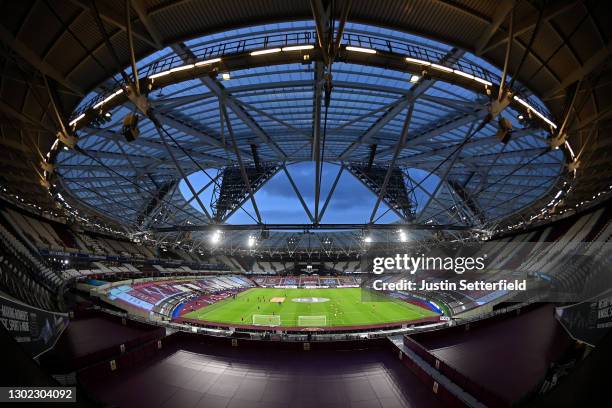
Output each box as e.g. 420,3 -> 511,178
1,0 -> 612,407
80,340 -> 445,408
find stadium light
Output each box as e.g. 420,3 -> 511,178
513,95 -> 557,129
93,89 -> 123,110
150,70 -> 171,79
248,235 -> 256,247
282,45 -> 314,51
399,230 -> 408,242
565,141 -> 575,158
405,57 -> 431,65
211,230 -> 222,244
364,236 -> 372,243
194,57 -> 221,66
250,48 -> 282,56
346,46 -> 377,54
472,76 -> 493,86
68,113 -> 85,127
431,63 -> 453,72
405,55 -> 493,87
169,63 -> 194,73
453,69 -> 475,80
150,63 -> 196,80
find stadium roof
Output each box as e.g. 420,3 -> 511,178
0,0 -> 611,248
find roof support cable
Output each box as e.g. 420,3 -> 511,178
312,63 -> 323,221
426,149 -> 551,225
327,0 -> 335,64
477,177 -> 554,225
408,171 -> 465,225
90,0 -> 131,86
312,0 -> 351,224
64,178 -> 141,228
319,164 -> 344,221
146,110 -> 261,223
283,165 -> 315,223
310,0 -> 331,65
151,120 -> 213,220
72,146 -> 210,224
220,105 -> 263,224
573,115 -> 597,167
42,75 -> 75,148
125,0 -> 140,96
558,79 -> 582,138
508,8 -> 543,91
498,4 -> 515,101
416,120 -> 480,223
148,113 -> 222,190
332,0 -> 352,60
470,142 -> 511,214
315,86 -> 331,223
407,116 -> 491,200
368,104 -> 414,224
122,93 -> 261,223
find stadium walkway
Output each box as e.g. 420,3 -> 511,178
415,304 -> 573,404
56,317 -> 156,358
82,342 -> 444,408
40,314 -> 164,373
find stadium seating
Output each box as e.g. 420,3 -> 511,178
99,275 -> 254,317
2,195 -> 611,317
0,221 -> 60,310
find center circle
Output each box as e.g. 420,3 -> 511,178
292,297 -> 330,303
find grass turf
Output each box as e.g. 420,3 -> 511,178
183,288 -> 437,327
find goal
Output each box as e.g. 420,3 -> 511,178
252,314 -> 281,326
298,315 -> 327,327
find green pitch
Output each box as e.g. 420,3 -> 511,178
183,288 -> 437,327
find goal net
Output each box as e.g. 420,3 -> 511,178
252,314 -> 281,326
298,315 -> 327,327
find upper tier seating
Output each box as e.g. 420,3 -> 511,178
0,223 -> 59,310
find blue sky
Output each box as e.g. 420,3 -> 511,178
180,163 -> 439,224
